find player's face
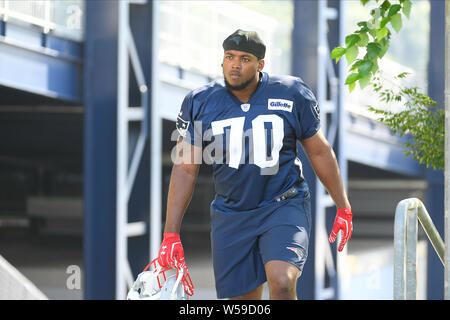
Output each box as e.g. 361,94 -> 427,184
222,50 -> 263,91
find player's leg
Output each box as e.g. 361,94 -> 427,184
210,207 -> 267,299
264,260 -> 300,300
228,283 -> 264,300
258,196 -> 311,300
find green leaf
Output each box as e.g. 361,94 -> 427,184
367,42 -> 382,59
378,39 -> 389,58
402,0 -> 412,18
345,73 -> 362,85
368,28 -> 377,39
381,0 -> 391,12
357,33 -> 369,47
349,82 -> 356,93
350,59 -> 363,72
345,45 -> 359,65
358,60 -> 374,77
360,0 -> 370,6
371,60 -> 379,73
357,21 -> 368,28
380,17 -> 390,28
388,4 -> 401,17
345,34 -> 361,48
330,46 -> 346,62
359,74 -> 372,89
396,72 -> 410,79
376,27 -> 389,40
390,13 -> 402,33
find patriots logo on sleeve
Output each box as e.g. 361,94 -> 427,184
312,102 -> 320,120
176,116 -> 190,137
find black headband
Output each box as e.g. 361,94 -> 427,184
222,29 -> 266,59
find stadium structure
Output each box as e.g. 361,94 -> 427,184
0,0 -> 446,300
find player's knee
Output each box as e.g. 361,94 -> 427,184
266,269 -> 299,299
268,273 -> 296,291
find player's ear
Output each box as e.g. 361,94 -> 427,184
257,59 -> 265,72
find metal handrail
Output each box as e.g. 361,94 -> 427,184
394,198 -> 445,300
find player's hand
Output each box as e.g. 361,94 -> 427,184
157,233 -> 186,269
328,208 -> 353,252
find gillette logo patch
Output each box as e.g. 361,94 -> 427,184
268,99 -> 293,112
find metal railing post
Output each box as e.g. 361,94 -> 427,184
405,203 -> 418,299
394,199 -> 408,300
394,198 -> 445,300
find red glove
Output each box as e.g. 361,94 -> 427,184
328,208 -> 353,252
157,233 -> 186,269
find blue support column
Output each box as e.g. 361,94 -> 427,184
292,0 -> 343,300
426,0 -> 445,300
83,0 -> 119,299
292,0 -> 319,300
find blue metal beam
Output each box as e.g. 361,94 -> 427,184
0,21 -> 82,103
83,0 -> 118,299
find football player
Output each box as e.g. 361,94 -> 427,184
157,29 -> 352,300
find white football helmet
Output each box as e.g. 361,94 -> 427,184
127,258 -> 194,300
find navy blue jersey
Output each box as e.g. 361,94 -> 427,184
176,72 -> 320,212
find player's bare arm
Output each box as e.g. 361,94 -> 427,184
300,128 -> 350,209
164,136 -> 201,234
301,129 -> 353,251
128,136 -> 199,300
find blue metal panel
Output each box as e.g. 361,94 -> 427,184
46,35 -> 83,60
83,0 -> 118,300
0,21 -> 82,103
5,23 -> 42,47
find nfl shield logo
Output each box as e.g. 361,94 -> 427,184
241,103 -> 250,112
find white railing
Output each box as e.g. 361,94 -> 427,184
394,198 -> 445,299
0,0 -> 84,41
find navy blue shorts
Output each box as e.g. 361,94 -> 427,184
210,192 -> 311,299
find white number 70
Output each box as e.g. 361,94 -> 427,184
211,114 -> 284,169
